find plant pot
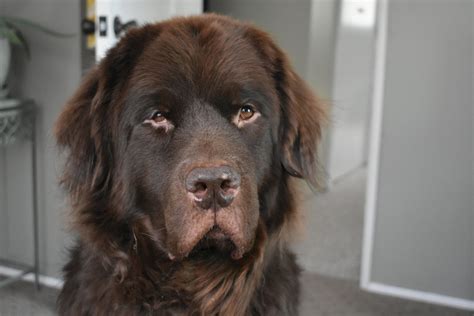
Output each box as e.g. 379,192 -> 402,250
0,37 -> 11,99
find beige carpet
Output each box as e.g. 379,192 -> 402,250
0,274 -> 471,316
299,272 -> 471,316
294,167 -> 367,280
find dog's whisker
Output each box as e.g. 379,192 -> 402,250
140,232 -> 157,239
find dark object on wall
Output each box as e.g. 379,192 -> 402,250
55,14 -> 325,315
113,16 -> 137,37
81,18 -> 95,35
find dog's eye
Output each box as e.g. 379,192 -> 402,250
150,110 -> 166,123
234,103 -> 260,128
239,105 -> 255,121
144,110 -> 174,131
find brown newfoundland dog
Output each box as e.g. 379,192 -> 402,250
55,14 -> 324,316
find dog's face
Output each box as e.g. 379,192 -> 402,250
124,29 -> 279,259
56,15 -> 323,262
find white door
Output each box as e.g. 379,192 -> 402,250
361,0 -> 474,310
95,0 -> 203,61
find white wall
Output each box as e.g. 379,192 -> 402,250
208,0 -> 312,77
0,0 -> 81,277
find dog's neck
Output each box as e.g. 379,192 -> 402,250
166,222 -> 268,315
105,220 -> 271,315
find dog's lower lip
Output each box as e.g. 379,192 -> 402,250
231,249 -> 243,260
206,226 -> 227,240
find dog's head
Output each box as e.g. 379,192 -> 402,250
56,14 -> 324,262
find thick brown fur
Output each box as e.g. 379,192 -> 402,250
55,14 -> 324,316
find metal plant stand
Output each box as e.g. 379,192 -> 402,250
0,99 -> 39,290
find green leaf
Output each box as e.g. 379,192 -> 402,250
0,16 -> 76,37
14,28 -> 30,59
1,21 -> 30,59
0,27 -> 22,45
0,15 -> 76,60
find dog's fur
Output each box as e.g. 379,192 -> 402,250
55,14 -> 324,315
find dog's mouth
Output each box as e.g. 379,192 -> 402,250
205,225 -> 229,241
189,225 -> 237,258
166,214 -> 253,261
165,184 -> 260,261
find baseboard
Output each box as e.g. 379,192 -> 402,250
363,281 -> 474,312
0,265 -> 63,290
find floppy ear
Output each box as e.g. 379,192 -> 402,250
274,52 -> 326,187
56,25 -> 162,201
245,27 -> 326,186
55,67 -> 112,200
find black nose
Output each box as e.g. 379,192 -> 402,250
185,166 -> 241,209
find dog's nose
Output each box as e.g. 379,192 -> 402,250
186,166 -> 240,209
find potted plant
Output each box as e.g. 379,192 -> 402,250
0,16 -> 73,98
0,16 -> 73,145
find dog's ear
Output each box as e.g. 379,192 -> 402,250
245,28 -> 326,186
55,26 -> 161,200
55,67 -> 112,199
277,58 -> 326,186
271,49 -> 326,187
